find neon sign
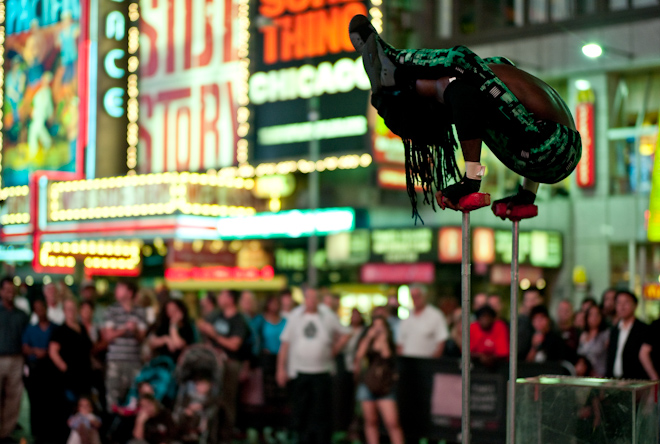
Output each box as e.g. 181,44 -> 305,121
38,239 -> 142,276
249,0 -> 375,162
165,265 -> 275,282
217,207 -> 355,239
576,102 -> 595,188
47,172 -> 264,222
101,3 -> 129,118
98,0 -> 139,175
138,0 -> 241,173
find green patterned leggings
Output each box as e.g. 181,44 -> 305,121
381,43 -> 582,183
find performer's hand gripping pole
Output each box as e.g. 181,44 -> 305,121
458,193 -> 491,444
492,203 -> 538,444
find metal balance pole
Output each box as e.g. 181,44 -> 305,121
507,218 -> 520,444
461,209 -> 472,444
456,193 -> 491,444
492,202 -> 538,444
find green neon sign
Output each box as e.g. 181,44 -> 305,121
648,127 -> 660,241
217,208 -> 356,239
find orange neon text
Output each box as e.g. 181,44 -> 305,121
260,1 -> 367,64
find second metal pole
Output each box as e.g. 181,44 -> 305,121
507,220 -> 520,444
461,211 -> 471,444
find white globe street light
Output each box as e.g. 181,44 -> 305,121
582,43 -> 603,58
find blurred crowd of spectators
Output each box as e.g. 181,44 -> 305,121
1,277 -> 659,444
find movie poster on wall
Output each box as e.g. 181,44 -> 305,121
2,1 -> 84,187
138,0 -> 240,173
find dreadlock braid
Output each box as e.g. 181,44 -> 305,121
403,123 -> 461,224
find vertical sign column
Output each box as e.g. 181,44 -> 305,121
97,0 -> 131,178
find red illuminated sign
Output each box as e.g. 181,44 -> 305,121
165,265 -> 275,282
377,167 -> 423,191
473,228 -> 495,264
576,102 -> 595,188
258,0 -> 366,64
360,263 -> 435,284
439,227 -> 462,263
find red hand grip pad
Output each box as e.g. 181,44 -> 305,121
458,193 -> 491,212
492,203 -> 538,221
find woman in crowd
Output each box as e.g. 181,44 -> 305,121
577,304 -> 610,377
256,295 -> 286,356
343,308 -> 367,439
80,300 -> 108,411
444,308 -> 463,358
354,315 -> 404,444
148,299 -> 195,363
50,299 -> 94,401
199,292 -> 217,318
239,290 -> 261,357
50,298 -> 94,441
345,308 -> 367,373
525,305 -> 567,363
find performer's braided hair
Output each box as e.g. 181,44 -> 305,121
373,91 -> 461,224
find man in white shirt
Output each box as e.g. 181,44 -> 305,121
606,290 -> 649,379
277,286 -> 350,444
30,282 -> 64,325
397,284 -> 449,358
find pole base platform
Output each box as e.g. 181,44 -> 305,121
457,193 -> 491,212
492,203 -> 538,221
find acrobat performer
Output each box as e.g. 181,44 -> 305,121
349,15 -> 581,221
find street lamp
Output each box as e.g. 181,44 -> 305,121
582,43 -> 634,59
582,43 -> 603,58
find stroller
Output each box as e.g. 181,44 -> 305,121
173,344 -> 226,444
107,356 -> 178,443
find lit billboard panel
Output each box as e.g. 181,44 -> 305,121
2,0 -> 88,186
248,0 -> 372,162
138,0 -> 241,173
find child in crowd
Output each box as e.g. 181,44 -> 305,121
132,394 -> 175,444
67,397 -> 102,444
175,378 -> 220,443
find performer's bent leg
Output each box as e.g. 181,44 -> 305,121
418,78 -> 489,208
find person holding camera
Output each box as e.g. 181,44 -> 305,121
354,315 -> 403,444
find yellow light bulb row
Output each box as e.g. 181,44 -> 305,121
50,203 -> 178,221
42,240 -> 142,257
0,213 -> 30,225
83,256 -> 140,270
370,0 -> 383,33
39,240 -> 142,271
127,1 -> 140,174
179,204 -> 256,217
236,0 -> 250,165
251,153 -> 373,177
0,185 -> 30,199
48,171 -> 256,194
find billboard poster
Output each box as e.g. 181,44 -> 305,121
138,0 -> 240,173
3,0 -> 85,187
248,0 -> 372,162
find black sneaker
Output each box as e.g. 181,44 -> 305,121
492,185 -> 536,207
437,176 -> 481,208
349,15 -> 400,94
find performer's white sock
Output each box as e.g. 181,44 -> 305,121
465,161 -> 485,180
522,178 -> 539,194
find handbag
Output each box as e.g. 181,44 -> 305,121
363,356 -> 397,397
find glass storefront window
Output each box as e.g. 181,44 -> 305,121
609,72 -> 660,195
